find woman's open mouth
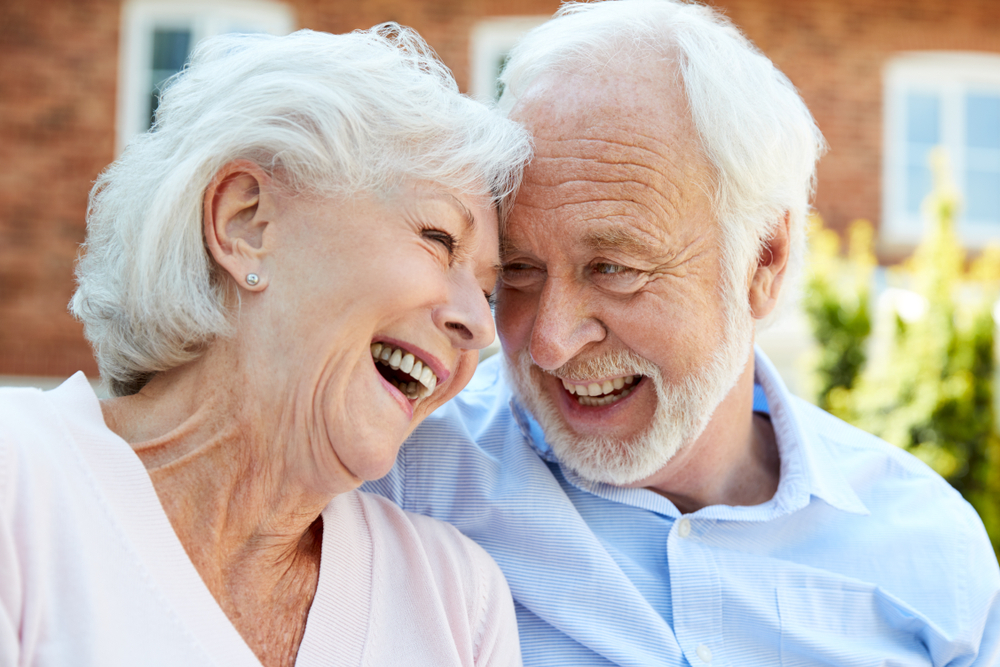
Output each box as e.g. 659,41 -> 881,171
371,342 -> 438,400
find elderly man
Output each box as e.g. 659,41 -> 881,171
365,1 -> 1000,664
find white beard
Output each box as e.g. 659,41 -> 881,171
504,286 -> 755,486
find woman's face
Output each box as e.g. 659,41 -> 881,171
258,182 -> 499,490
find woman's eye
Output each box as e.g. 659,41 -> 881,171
422,228 -> 457,256
484,291 -> 497,308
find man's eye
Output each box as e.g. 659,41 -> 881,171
589,262 -> 642,292
421,228 -> 457,255
500,262 -> 545,289
503,262 -> 535,272
592,263 -> 630,275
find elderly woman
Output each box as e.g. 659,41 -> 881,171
0,26 -> 531,667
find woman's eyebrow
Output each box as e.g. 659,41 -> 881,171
433,193 -> 476,231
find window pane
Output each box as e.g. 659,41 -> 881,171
966,94 -> 1000,150
148,29 -> 192,128
906,93 -> 940,144
966,170 -> 1000,222
906,162 -> 934,216
494,52 -> 510,100
152,29 -> 191,71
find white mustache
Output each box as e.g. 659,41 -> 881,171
542,349 -> 659,383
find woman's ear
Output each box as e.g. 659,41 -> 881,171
203,160 -> 274,291
748,211 -> 791,320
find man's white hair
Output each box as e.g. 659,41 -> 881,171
72,26 -> 532,397
499,0 -> 826,327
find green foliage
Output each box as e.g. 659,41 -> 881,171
803,218 -> 874,411
804,150 -> 1000,554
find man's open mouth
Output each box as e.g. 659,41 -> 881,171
371,342 -> 438,400
561,375 -> 641,407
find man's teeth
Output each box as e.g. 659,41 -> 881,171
561,375 -> 637,407
370,342 -> 438,399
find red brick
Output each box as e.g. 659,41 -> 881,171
2,0 -> 997,377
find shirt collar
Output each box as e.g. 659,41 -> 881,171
508,347 -> 869,518
754,346 -> 869,517
510,398 -> 687,516
510,397 -> 557,462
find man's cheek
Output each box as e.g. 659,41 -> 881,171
495,290 -> 536,353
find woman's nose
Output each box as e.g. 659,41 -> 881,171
433,276 -> 496,350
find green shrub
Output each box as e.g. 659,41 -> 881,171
805,150 -> 1000,554
802,217 -> 874,412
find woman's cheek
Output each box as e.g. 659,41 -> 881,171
429,349 -> 480,413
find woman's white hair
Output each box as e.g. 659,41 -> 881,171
72,25 -> 532,397
499,0 -> 826,328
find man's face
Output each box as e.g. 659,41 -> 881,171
496,67 -> 754,485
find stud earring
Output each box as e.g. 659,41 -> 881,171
246,273 -> 260,287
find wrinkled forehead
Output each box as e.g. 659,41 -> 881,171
505,67 -> 717,252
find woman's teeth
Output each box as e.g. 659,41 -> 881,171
561,375 -> 637,407
371,342 -> 438,399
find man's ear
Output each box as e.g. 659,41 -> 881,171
748,211 -> 791,320
203,160 -> 274,291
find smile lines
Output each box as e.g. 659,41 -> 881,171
371,342 -> 438,399
561,375 -> 638,407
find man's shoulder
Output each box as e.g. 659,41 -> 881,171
785,396 -> 1000,649
462,353 -> 508,394
789,394 -> 991,542
412,355 -> 518,442
363,355 -> 545,506
449,354 -> 512,409
792,395 -> 961,484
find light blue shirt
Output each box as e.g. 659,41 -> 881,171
363,349 -> 1000,666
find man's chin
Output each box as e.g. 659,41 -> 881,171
551,428 -> 685,486
502,279 -> 756,488
503,350 -> 689,486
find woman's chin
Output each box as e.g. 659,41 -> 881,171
341,437 -> 405,483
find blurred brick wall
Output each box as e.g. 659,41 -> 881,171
1,0 -> 997,378
0,0 -> 119,377
720,0 -> 1000,255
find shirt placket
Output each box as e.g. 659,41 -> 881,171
669,516 -> 725,666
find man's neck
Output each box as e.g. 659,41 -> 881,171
634,354 -> 781,514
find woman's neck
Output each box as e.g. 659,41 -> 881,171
102,355 -> 334,544
99,347 -> 339,667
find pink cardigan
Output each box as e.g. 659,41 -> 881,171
0,373 -> 522,666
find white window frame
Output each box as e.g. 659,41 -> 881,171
882,52 -> 1000,250
117,0 -> 295,153
469,16 -> 549,103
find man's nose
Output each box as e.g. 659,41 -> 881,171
434,277 -> 496,351
529,278 -> 605,371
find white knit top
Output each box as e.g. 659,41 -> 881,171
0,373 -> 521,667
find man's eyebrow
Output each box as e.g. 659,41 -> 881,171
583,227 -> 650,256
499,234 -> 515,257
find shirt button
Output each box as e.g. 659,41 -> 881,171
677,517 -> 692,538
696,643 -> 712,663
